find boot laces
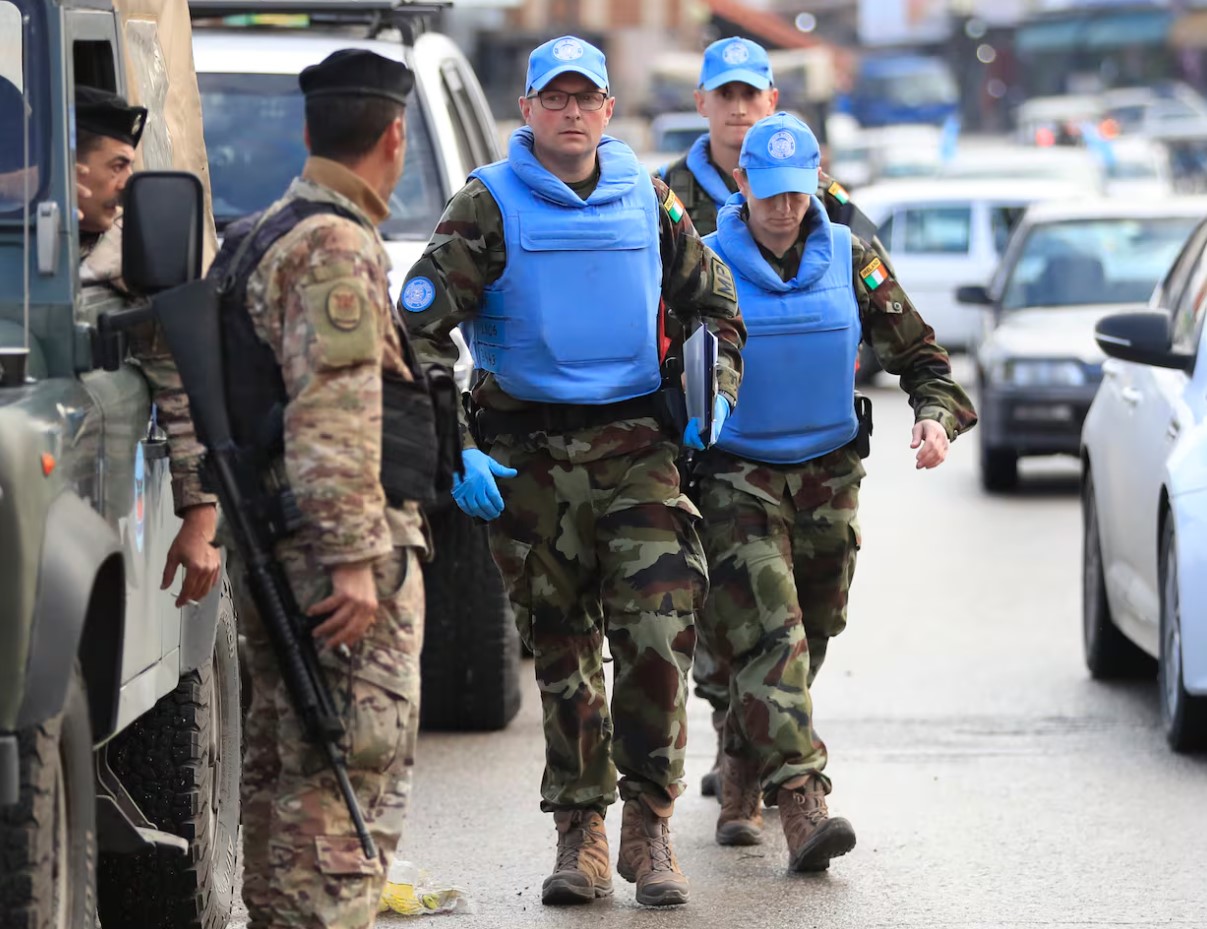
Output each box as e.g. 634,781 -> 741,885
648,820 -> 674,872
791,787 -> 827,826
554,817 -> 588,872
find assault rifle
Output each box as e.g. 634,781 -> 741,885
151,278 -> 378,861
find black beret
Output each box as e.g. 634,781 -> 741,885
76,86 -> 147,148
299,49 -> 414,106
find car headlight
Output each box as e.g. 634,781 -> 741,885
987,358 -> 1089,387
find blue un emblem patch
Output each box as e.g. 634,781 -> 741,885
402,276 -> 436,312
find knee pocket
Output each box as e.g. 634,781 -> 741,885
335,650 -> 418,776
602,504 -> 708,616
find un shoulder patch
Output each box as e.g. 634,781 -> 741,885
711,256 -> 737,303
401,276 -> 436,313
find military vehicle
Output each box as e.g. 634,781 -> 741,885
0,1 -> 241,926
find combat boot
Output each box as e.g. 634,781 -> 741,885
777,775 -> 856,872
715,753 -> 763,846
617,795 -> 689,906
700,709 -> 725,799
541,810 -> 613,905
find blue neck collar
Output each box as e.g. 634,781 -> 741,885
715,193 -> 834,293
508,126 -> 641,207
685,134 -> 734,207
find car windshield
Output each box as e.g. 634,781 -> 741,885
1001,216 -> 1198,310
197,72 -> 446,238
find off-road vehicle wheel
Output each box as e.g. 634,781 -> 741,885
420,503 -> 523,731
96,582 -> 240,929
0,664 -> 96,929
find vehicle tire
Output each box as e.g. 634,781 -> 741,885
979,442 -> 1019,492
1158,517 -> 1207,753
420,502 -> 523,731
0,664 -> 96,929
1082,473 -> 1150,680
96,581 -> 241,929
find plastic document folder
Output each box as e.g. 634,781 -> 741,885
683,322 -> 718,447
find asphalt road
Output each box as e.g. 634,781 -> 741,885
239,366 -> 1207,928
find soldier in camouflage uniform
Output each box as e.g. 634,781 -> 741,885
695,113 -> 977,872
403,36 -> 745,909
217,52 -> 428,929
74,87 -> 221,607
655,38 -> 892,799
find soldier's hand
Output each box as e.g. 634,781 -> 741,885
309,562 -> 379,651
911,420 -> 950,470
162,504 -> 221,607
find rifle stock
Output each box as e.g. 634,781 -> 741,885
151,279 -> 378,861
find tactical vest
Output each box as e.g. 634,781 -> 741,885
208,199 -> 453,508
659,134 -> 732,236
706,197 -> 861,465
465,128 -> 664,405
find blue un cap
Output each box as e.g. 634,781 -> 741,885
739,112 -> 821,199
526,36 -> 609,94
699,37 -> 774,92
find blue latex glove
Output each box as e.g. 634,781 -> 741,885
451,449 -> 518,521
683,395 -> 731,450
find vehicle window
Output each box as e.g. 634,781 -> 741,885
901,206 -> 970,254
197,72 -> 446,239
441,59 -> 494,168
1001,216 -> 1199,310
877,212 -> 895,251
1171,239 -> 1207,354
1154,220 -> 1207,313
990,205 -> 1027,254
0,0 -> 45,215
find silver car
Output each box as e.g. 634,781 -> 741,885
959,198 -> 1207,491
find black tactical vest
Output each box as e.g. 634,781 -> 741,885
207,199 -> 456,508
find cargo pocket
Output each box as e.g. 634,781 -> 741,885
491,537 -> 534,651
342,648 -> 418,776
314,835 -> 383,877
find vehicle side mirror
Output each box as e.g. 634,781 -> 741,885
956,284 -> 993,306
1095,311 -> 1193,371
121,171 -> 205,294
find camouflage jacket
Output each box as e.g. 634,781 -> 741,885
741,203 -> 977,441
80,222 -> 217,515
402,160 -> 747,451
243,157 -> 427,565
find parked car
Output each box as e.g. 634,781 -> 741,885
845,53 -> 958,128
853,179 -> 1069,353
959,198 -> 1207,491
1102,137 -> 1175,199
1014,93 -> 1104,147
192,0 -> 522,732
1080,215 -> 1207,750
939,142 -> 1105,192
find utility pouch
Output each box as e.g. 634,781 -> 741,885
653,354 -> 688,440
854,392 -> 874,460
380,373 -> 440,507
425,363 -> 464,493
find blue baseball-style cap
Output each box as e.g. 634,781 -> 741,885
526,36 -> 609,93
699,37 -> 774,92
739,112 -> 821,199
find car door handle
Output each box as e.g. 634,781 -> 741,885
1120,386 -> 1143,407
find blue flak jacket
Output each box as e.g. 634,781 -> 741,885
706,194 -> 861,465
466,127 -> 664,405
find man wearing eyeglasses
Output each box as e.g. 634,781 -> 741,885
403,35 -> 745,909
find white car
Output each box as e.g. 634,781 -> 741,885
192,8 -> 499,388
961,198 -> 1207,491
851,179 -> 1069,352
1080,216 -> 1207,751
1103,138 -> 1174,199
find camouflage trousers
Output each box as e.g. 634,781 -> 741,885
487,419 -> 709,813
695,445 -> 863,801
230,543 -> 424,929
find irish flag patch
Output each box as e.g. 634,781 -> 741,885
828,180 -> 849,205
861,257 -> 887,290
663,189 -> 685,223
